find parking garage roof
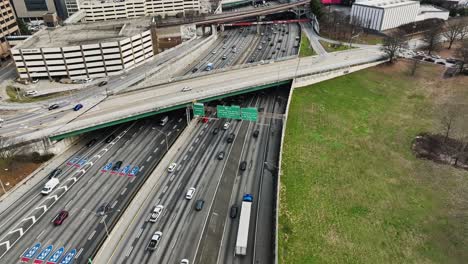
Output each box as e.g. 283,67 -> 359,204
16,17 -> 153,49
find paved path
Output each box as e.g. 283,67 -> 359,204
301,22 -> 328,56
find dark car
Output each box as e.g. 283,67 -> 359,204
53,210 -> 69,226
227,133 -> 235,143
217,151 -> 225,160
98,81 -> 108,87
192,68 -> 198,73
97,203 -> 111,216
48,104 -> 59,110
253,130 -> 259,138
230,205 -> 238,218
239,161 -> 247,171
86,139 -> 97,147
195,200 -> 205,211
112,161 -> 123,171
105,134 -> 115,143
48,168 -> 62,179
73,104 -> 83,111
213,128 -> 219,135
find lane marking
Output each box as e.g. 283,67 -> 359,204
136,228 -> 143,239
146,156 -> 152,162
162,185 -> 168,194
183,155 -> 188,161
125,246 -> 133,258
170,174 -> 175,181
75,248 -> 83,259
111,200 -> 118,209
120,188 -> 127,196
153,147 -> 159,153
88,230 -> 96,240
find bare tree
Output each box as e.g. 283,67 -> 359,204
459,26 -> 468,42
422,21 -> 443,55
348,15 -> 364,46
441,107 -> 457,142
458,40 -> 468,73
410,59 -> 420,76
381,29 -> 407,63
443,21 -> 465,49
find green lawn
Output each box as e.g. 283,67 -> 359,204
279,62 -> 468,264
319,40 -> 353,53
6,86 -> 71,103
299,32 -> 316,57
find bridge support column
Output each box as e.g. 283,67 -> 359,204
220,24 -> 225,32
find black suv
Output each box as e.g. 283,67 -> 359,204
112,161 -> 123,171
105,134 -> 115,143
48,168 -> 62,179
227,133 -> 235,143
239,161 -> 247,171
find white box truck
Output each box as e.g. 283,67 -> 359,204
41,178 -> 59,195
235,194 -> 253,256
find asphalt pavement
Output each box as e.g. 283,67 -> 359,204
0,112 -> 186,263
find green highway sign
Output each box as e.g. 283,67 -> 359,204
193,103 -> 205,116
241,107 -> 258,121
217,105 -> 241,119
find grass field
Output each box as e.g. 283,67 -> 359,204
279,61 -> 468,264
6,86 -> 70,103
319,40 -> 353,53
299,32 -> 316,57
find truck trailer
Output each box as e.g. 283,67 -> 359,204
235,194 -> 253,256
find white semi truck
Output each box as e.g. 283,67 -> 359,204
235,194 -> 253,256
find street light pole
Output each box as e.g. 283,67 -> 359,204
0,170 -> 7,194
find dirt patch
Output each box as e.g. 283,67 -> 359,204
0,155 -> 52,195
433,41 -> 463,59
412,133 -> 468,169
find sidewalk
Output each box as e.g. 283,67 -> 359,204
93,118 -> 197,263
301,22 -> 328,56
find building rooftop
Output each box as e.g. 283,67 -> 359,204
16,17 -> 152,49
354,0 -> 419,8
419,4 -> 448,13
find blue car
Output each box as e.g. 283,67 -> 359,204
73,104 -> 83,111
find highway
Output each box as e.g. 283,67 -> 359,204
0,113 -> 186,263
0,37 -> 205,137
42,47 -> 383,140
95,89 -> 285,264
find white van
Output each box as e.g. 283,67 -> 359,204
159,116 -> 169,126
149,205 -> 164,223
223,122 -> 230,130
41,178 -> 59,195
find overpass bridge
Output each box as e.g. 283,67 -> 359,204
156,0 -> 309,27
32,47 -> 386,141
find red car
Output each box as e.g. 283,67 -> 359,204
54,210 -> 69,226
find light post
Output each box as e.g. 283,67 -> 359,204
152,127 -> 169,152
82,208 -> 111,237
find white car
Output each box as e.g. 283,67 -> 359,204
181,259 -> 190,264
26,90 -> 38,96
31,79 -> 39,84
149,205 -> 164,223
181,86 -> 192,92
223,122 -> 230,130
211,51 -> 216,54
185,187 -> 196,200
168,163 -> 177,172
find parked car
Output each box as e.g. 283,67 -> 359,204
48,104 -> 60,110
192,68 -> 198,73
230,205 -> 238,218
98,81 -> 108,87
105,134 -> 115,143
48,168 -> 62,179
194,200 -> 205,211
217,151 -> 225,160
73,103 -> 83,111
53,210 -> 69,226
31,79 -> 39,84
239,161 -> 247,171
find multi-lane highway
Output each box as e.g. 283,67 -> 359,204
94,88 -> 286,264
186,23 -> 300,74
0,112 -> 186,263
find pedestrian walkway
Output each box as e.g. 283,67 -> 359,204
301,22 -> 328,56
